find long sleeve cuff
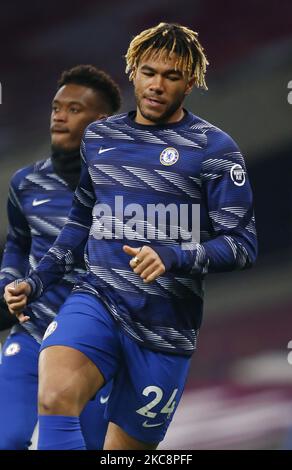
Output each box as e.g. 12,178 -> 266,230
25,273 -> 43,302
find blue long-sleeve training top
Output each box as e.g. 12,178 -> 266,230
0,158 -> 85,342
25,111 -> 257,355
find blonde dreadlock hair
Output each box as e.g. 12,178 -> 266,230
125,22 -> 209,90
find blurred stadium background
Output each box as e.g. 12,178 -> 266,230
1,0 -> 292,450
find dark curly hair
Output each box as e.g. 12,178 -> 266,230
58,65 -> 121,114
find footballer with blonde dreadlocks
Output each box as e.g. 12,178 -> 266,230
124,23 -> 209,125
7,23 -> 257,450
125,22 -> 209,89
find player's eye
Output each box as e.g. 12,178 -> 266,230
70,107 -> 80,113
167,75 -> 180,81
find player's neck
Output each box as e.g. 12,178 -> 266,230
51,147 -> 81,190
135,107 -> 185,126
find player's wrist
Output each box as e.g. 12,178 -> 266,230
0,276 -> 16,297
151,245 -> 178,272
24,274 -> 43,302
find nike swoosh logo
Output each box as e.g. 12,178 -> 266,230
100,394 -> 110,404
98,147 -> 116,154
32,198 -> 51,206
142,420 -> 164,428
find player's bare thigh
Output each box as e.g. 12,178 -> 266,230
38,345 -> 104,416
104,422 -> 158,450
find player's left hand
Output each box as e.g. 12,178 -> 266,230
123,245 -> 165,283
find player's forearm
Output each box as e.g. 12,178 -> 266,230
0,242 -> 30,296
201,232 -> 257,272
1,188 -> 32,296
153,231 -> 257,275
25,220 -> 89,301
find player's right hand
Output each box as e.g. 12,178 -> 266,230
4,281 -> 32,323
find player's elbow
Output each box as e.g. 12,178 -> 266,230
249,246 -> 258,267
235,240 -> 258,269
238,241 -> 258,270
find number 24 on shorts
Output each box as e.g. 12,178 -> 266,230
136,386 -> 178,421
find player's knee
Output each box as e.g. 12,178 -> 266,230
38,386 -> 80,415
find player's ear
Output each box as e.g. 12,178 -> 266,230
185,77 -> 196,96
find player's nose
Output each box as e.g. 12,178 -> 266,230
53,109 -> 68,122
149,75 -> 164,94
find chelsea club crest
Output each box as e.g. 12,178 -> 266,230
160,147 -> 179,166
4,343 -> 21,356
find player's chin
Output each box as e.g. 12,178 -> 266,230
142,109 -> 167,124
51,135 -> 75,152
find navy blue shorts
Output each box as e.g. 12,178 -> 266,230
41,293 -> 191,444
